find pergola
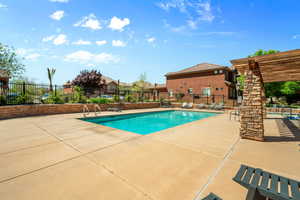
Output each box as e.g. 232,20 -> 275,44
230,49 -> 300,141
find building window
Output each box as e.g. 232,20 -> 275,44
219,70 -> 223,74
188,88 -> 193,94
214,70 -> 218,74
216,88 -> 219,91
169,89 -> 173,97
202,87 -> 211,96
220,88 -> 223,91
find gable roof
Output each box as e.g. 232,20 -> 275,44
102,75 -> 116,84
165,63 -> 228,77
102,75 -> 133,87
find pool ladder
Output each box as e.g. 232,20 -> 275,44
82,104 -> 101,117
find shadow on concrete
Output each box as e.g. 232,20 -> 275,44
265,119 -> 300,142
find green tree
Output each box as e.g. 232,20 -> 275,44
132,73 -> 148,92
47,68 -> 56,92
131,73 -> 152,102
264,82 -> 284,103
0,43 -> 25,78
249,49 -> 280,57
281,81 -> 300,95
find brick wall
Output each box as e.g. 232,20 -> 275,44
166,72 -> 232,102
0,102 -> 160,120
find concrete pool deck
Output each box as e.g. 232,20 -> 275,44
0,108 -> 299,200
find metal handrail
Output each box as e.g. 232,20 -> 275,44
94,104 -> 101,116
82,105 -> 90,117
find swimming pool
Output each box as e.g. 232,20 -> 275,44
81,110 -> 217,135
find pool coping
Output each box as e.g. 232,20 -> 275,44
78,109 -> 224,135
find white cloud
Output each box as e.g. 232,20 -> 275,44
49,0 -> 69,3
86,63 -> 96,67
53,34 -> 67,45
147,37 -> 156,43
16,48 -> 29,56
158,0 -> 215,31
64,50 -> 120,64
16,48 -> 41,61
0,3 -> 7,8
50,10 -> 65,21
42,34 -> 68,45
112,40 -> 126,47
42,35 -> 55,42
25,53 -> 41,61
74,14 -> 101,30
292,34 -> 300,39
108,16 -> 130,32
72,39 -> 91,45
96,40 -> 107,46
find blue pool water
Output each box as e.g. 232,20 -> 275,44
81,110 -> 217,135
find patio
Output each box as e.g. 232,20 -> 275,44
0,109 -> 299,200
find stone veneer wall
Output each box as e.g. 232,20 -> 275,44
0,102 -> 160,120
240,60 -> 264,141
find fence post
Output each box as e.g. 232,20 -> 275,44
54,85 -> 57,96
117,80 -> 120,102
22,82 -> 26,95
22,82 -> 26,104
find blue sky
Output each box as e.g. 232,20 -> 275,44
0,0 -> 300,85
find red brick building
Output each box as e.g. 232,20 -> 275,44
165,63 -> 237,105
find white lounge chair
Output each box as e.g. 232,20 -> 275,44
182,102 -> 188,108
214,103 -> 224,110
196,103 -> 206,109
187,102 -> 193,109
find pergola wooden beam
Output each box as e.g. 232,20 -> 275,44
230,49 -> 300,141
231,49 -> 300,83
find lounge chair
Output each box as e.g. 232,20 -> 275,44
202,193 -> 222,200
196,103 -> 206,109
233,164 -> 300,200
208,103 -> 217,109
187,102 -> 193,109
214,103 -> 224,110
182,102 -> 188,108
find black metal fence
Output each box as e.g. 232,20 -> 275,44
0,82 -> 65,105
172,93 -> 237,106
0,82 -> 159,106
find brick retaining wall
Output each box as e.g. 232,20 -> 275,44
0,102 -> 160,120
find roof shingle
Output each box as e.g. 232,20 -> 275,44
166,63 -> 228,76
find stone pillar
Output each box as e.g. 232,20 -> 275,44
261,88 -> 267,119
240,60 -> 264,141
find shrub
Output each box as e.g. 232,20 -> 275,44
175,93 -> 185,102
87,97 -> 113,104
15,94 -> 34,104
125,94 -> 137,103
70,86 -> 87,103
113,95 -> 120,102
43,94 -> 64,104
0,95 -> 6,105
